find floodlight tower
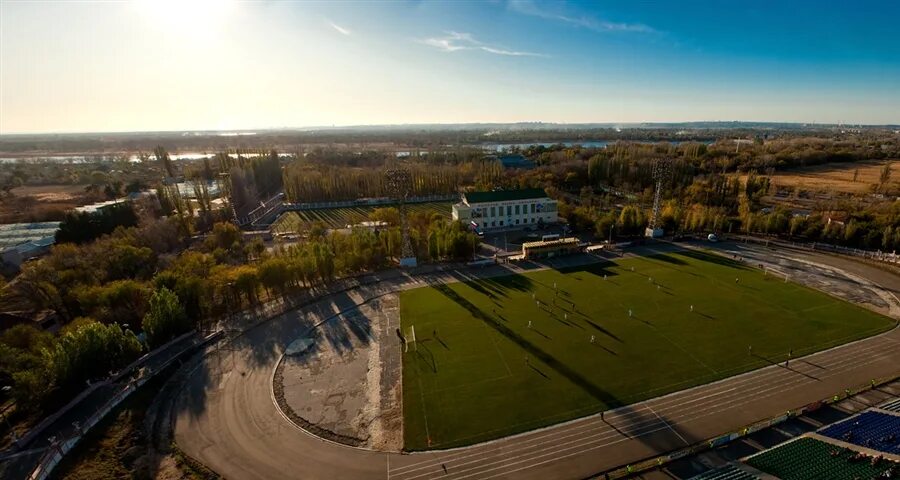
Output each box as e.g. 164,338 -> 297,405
385,167 -> 417,267
645,158 -> 673,238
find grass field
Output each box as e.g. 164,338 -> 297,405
400,250 -> 895,450
271,201 -> 451,233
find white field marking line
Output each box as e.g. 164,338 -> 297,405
648,325 -> 719,376
480,349 -> 900,476
391,348 -> 899,480
491,336 -> 513,376
394,328 -> 898,468
393,355 -> 868,480
617,325 -> 899,404
390,336 -> 895,474
403,319 -> 834,454
648,404 -> 690,446
483,322 -> 512,376
430,352 -> 900,480
391,344 -> 893,478
417,374 -> 431,445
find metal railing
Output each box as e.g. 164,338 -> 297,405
26,330 -> 223,480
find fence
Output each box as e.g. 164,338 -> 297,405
281,194 -> 459,212
236,193 -> 459,228
26,330 -> 222,480
9,331 -> 195,451
729,234 -> 900,267
596,374 -> 899,479
235,192 -> 286,227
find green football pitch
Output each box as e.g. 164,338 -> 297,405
399,250 -> 895,450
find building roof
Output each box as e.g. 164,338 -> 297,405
464,188 -> 547,204
75,198 -> 129,213
522,237 -> 580,249
0,222 -> 61,251
498,154 -> 535,169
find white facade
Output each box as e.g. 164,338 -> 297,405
452,191 -> 558,231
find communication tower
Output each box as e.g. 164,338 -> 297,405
646,158 -> 673,238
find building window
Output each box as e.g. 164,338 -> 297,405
531,203 -> 536,213
515,219 -> 520,225
506,206 -> 512,216
491,221 -> 496,227
491,206 -> 496,217
515,205 -> 520,215
500,220 -> 504,226
531,218 -> 535,223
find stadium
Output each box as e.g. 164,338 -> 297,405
168,237 -> 900,479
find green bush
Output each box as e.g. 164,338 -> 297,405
143,287 -> 190,348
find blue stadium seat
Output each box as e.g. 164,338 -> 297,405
819,411 -> 900,454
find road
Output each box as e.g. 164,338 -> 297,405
173,243 -> 900,480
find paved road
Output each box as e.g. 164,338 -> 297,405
174,244 -> 900,480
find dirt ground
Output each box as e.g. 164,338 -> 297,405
1,184 -> 97,223
275,293 -> 403,451
739,159 -> 899,196
10,184 -> 88,201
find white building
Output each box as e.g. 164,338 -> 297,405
452,189 -> 558,232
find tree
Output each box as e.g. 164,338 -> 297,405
369,207 -> 401,226
155,146 -> 176,178
143,288 -> 190,348
617,206 -> 644,235
55,202 -> 138,244
880,163 -> 892,191
75,280 -> 150,328
48,320 -> 142,394
594,212 -> 617,241
258,258 -> 290,295
233,265 -> 261,303
206,222 -> 243,258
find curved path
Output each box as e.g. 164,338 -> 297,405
174,244 -> 900,480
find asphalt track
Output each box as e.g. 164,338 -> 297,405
174,243 -> 900,480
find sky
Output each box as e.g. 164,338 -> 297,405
1,0 -> 899,134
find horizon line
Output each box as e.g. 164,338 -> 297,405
2,120 -> 899,137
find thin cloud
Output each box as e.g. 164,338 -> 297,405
419,31 -> 546,57
328,20 -> 351,36
508,0 -> 655,33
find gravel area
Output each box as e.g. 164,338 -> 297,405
274,294 -> 403,451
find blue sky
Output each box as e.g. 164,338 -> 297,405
1,0 -> 898,133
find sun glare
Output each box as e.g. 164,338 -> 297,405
134,0 -> 234,39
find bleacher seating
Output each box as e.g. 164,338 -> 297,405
879,398 -> 900,413
745,437 -> 898,480
687,464 -> 759,480
819,411 -> 900,454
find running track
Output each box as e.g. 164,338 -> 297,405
174,244 -> 900,479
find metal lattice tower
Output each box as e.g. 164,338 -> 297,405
384,168 -> 416,264
648,158 -> 673,230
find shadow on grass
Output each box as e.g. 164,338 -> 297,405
646,253 -> 689,266
678,249 -> 752,271
432,283 -> 623,408
416,341 -> 438,373
584,319 -> 623,343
